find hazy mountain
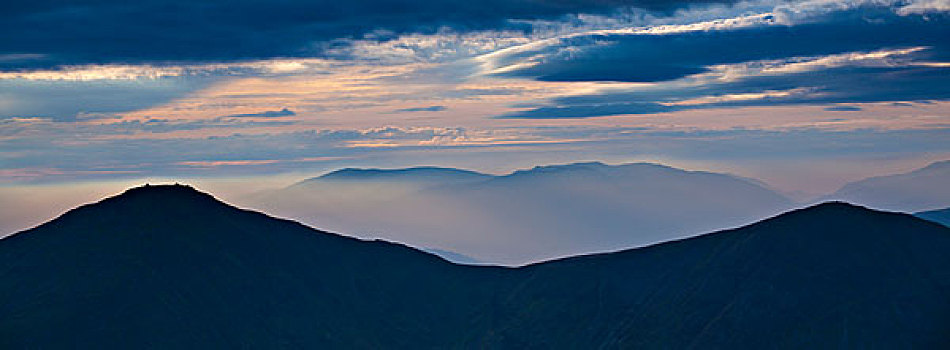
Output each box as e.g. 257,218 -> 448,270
827,160 -> 950,212
250,162 -> 795,265
259,166 -> 491,203
916,207 -> 950,227
248,166 -> 489,218
2,185 -> 948,348
423,248 -> 489,265
315,167 -> 492,183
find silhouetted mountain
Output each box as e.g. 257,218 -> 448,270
0,185 -> 500,348
916,207 -> 950,227
2,185 -> 949,348
827,160 -> 950,212
250,162 -> 794,265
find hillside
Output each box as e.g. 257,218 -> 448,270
2,185 -> 948,348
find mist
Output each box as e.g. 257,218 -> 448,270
242,162 -> 797,265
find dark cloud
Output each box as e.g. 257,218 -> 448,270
497,4 -> 950,119
496,8 -> 950,83
0,0 -> 733,69
223,108 -> 296,118
393,105 -> 447,113
500,102 -> 672,119
502,64 -> 950,118
824,106 -> 863,112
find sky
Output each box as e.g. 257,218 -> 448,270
1,0 -> 949,208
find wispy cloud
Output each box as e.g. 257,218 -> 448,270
223,108 -> 296,118
392,106 -> 447,113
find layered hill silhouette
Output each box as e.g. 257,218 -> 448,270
2,184 -> 949,348
250,162 -> 795,265
827,160 -> 950,212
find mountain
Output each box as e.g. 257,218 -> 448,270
261,166 -> 493,203
0,185 -> 499,348
2,185 -> 948,348
423,248 -> 489,265
916,207 -> 950,227
315,166 -> 492,183
249,162 -> 795,265
493,202 -> 950,348
827,160 -> 950,212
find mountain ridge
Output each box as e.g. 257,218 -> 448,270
2,184 -> 949,347
826,160 -> 950,212
253,162 -> 794,264
314,166 -> 492,182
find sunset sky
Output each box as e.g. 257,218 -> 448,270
2,0 -> 949,195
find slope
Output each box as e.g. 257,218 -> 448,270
2,185 -> 948,348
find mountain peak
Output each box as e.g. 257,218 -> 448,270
51,183 -> 232,225
122,183 -> 202,195
762,201 -> 878,223
801,200 -> 866,211
107,183 -> 219,204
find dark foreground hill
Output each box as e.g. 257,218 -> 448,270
2,185 -> 949,348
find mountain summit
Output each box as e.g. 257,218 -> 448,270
2,185 -> 949,348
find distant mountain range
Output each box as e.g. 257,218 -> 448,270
249,162 -> 796,265
2,185 -> 948,348
826,160 -> 950,212
316,166 -> 492,183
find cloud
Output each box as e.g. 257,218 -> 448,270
2,123 -> 948,184
0,0 -> 736,70
393,106 -> 447,113
0,77 -> 217,121
501,45 -> 950,118
223,108 -> 296,118
489,4 -> 950,83
824,106 -> 863,111
499,102 -> 673,119
0,114 -> 298,138
484,1 -> 950,119
114,118 -> 298,134
896,0 -> 950,15
1,0 -> 948,187
0,59 -> 333,81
